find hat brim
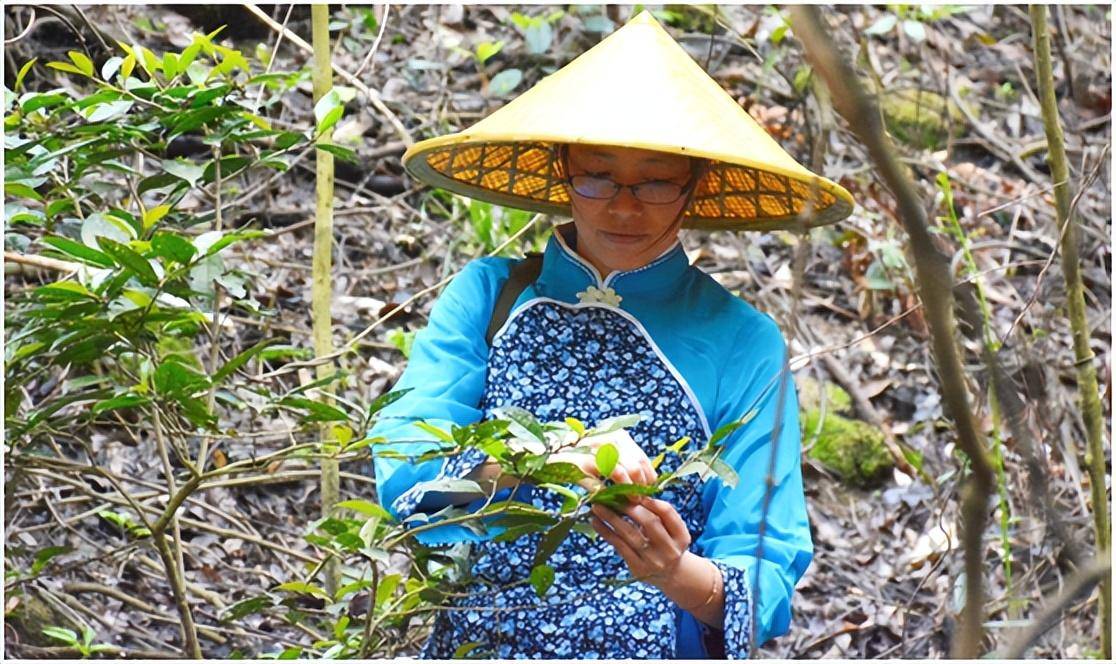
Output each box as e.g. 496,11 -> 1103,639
404,135 -> 855,232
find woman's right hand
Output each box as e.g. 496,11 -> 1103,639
549,429 -> 657,493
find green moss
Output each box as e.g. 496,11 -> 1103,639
797,376 -> 853,415
802,409 -> 894,488
878,87 -> 966,150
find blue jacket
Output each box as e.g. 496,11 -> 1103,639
369,223 -> 813,658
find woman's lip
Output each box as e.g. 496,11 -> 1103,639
600,230 -> 647,244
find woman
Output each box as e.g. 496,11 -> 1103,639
370,10 -> 854,659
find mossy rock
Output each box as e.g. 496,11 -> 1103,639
4,591 -> 67,647
798,377 -> 892,488
802,409 -> 893,488
878,87 -> 966,150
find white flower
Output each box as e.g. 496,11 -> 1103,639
576,285 -> 623,307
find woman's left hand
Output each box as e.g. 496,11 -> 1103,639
589,496 -> 692,587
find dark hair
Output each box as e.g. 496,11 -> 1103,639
556,143 -> 708,182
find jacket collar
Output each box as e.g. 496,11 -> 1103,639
534,222 -> 690,303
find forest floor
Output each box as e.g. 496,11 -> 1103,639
4,3 -> 1111,659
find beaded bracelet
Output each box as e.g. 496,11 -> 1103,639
680,562 -> 721,612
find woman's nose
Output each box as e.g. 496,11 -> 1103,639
606,185 -> 644,216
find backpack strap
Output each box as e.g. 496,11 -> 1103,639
486,252 -> 543,346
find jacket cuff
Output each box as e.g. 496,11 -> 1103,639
391,446 -> 491,519
708,558 -> 755,659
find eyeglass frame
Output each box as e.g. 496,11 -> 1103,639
557,143 -> 707,205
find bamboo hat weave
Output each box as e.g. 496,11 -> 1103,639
402,10 -> 855,231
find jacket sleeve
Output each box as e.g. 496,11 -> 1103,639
691,317 -> 813,658
368,257 -> 514,547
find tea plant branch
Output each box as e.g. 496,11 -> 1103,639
3,251 -> 82,273
14,644 -> 180,659
34,468 -> 320,564
1030,6 -> 1110,656
789,6 -> 996,657
243,2 -> 414,147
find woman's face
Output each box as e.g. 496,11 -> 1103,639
563,144 -> 699,276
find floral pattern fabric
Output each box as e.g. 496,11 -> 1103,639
418,301 -> 753,658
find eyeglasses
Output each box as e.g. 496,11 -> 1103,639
565,171 -> 698,204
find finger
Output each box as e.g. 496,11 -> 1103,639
577,476 -> 602,493
641,497 -> 690,543
591,513 -> 642,563
642,458 -> 658,485
594,503 -> 647,550
621,502 -> 672,546
611,465 -> 633,485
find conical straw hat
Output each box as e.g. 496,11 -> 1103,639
402,10 -> 855,231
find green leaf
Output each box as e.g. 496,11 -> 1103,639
83,100 -> 133,122
524,21 -> 553,55
38,236 -> 114,267
865,14 -> 898,36
100,56 -> 122,81
564,417 -> 585,437
452,642 -> 487,659
15,57 -> 37,91
487,68 -> 523,97
5,182 -> 42,201
375,573 -> 401,609
475,41 -> 503,64
34,281 -> 95,301
42,626 -> 79,645
595,443 -> 618,479
902,19 -> 927,42
46,61 -> 86,77
708,418 -> 746,447
154,360 -> 209,398
142,204 -> 171,230
68,50 -> 94,76
589,414 -> 642,436
213,337 -> 281,383
532,517 -> 574,568
315,143 -> 357,163
591,482 -> 657,509
709,457 -> 739,489
368,390 -> 412,415
313,89 -> 342,131
31,545 -> 70,575
121,53 -> 136,79
96,237 -> 159,287
91,393 -> 150,414
81,212 -> 135,250
531,461 -> 587,484
21,91 -> 70,114
497,405 -> 545,442
528,563 -> 555,598
335,499 -> 392,520
162,51 -> 178,79
151,232 -> 196,264
274,581 -> 331,600
317,106 -> 343,135
220,596 -> 272,622
162,158 -> 206,187
414,421 -> 454,443
279,397 -> 349,423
